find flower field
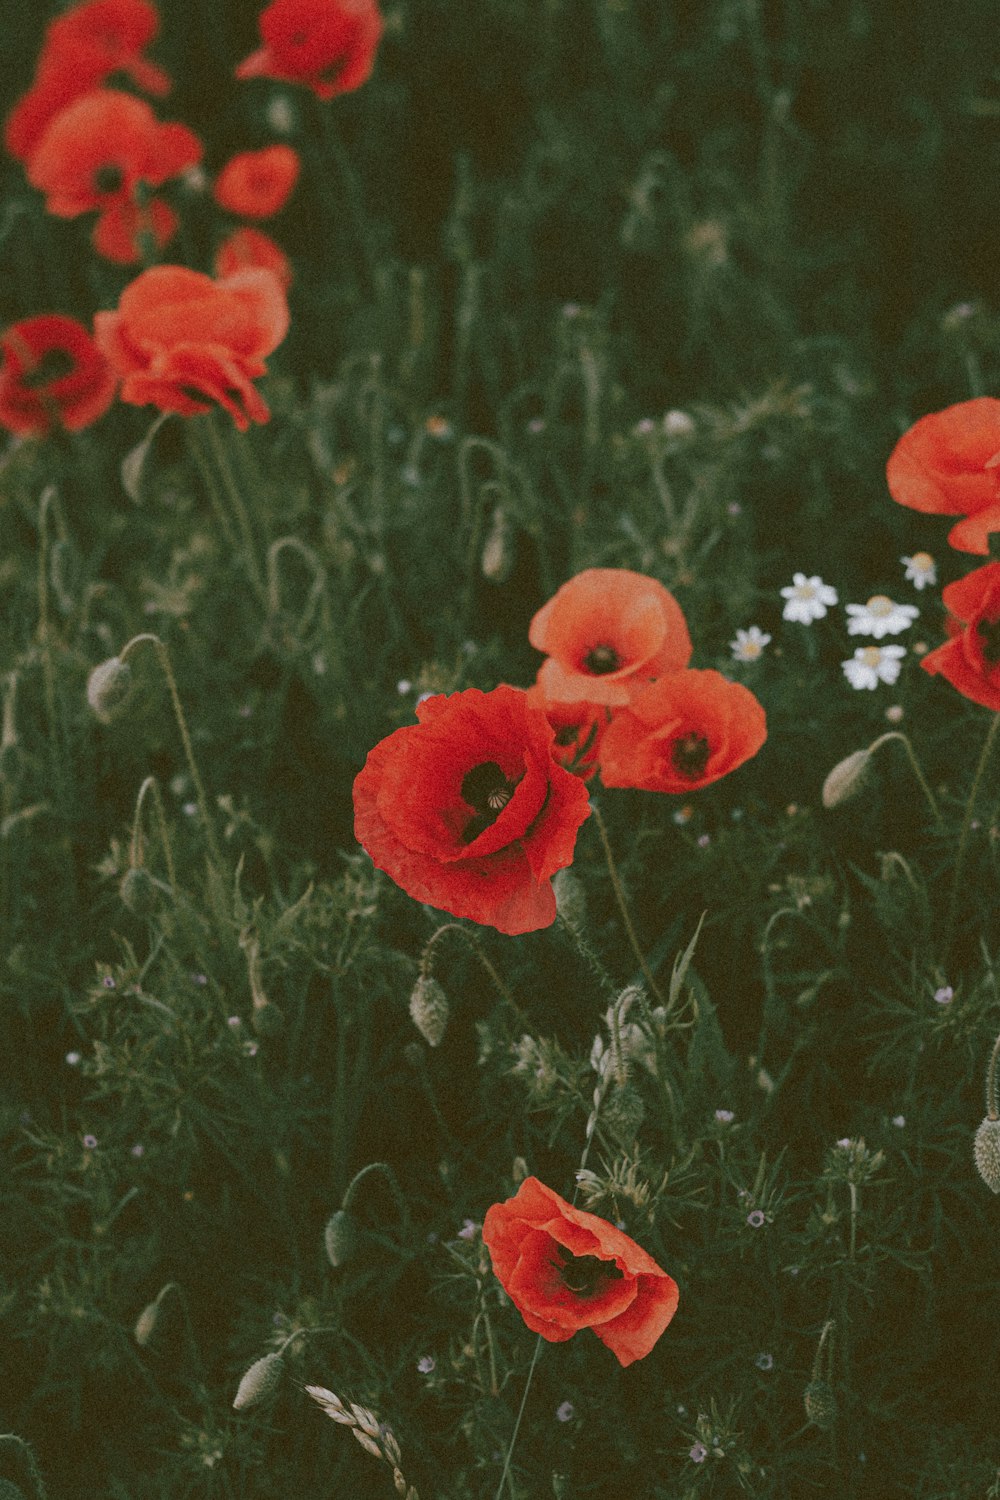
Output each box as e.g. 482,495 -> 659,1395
2,2 -> 1000,1497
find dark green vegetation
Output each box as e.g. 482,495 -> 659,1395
2,2 -> 1000,1496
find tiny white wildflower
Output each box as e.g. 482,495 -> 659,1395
714,1109 -> 735,1123
730,626 -> 771,662
65,1051 -> 82,1067
841,644 -> 906,690
555,1401 -> 575,1423
663,408 -> 695,438
892,1115 -> 905,1128
845,595 -> 919,637
754,1352 -> 774,1372
689,1443 -> 708,1463
901,552 -> 937,590
780,573 -> 838,624
934,985 -> 954,1005
417,1356 -> 435,1375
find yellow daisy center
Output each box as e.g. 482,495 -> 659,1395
867,595 -> 893,616
860,646 -> 882,666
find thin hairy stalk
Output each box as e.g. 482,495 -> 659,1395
591,800 -> 665,1003
944,712 -> 1000,955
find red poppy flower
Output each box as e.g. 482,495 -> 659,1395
529,569 -> 692,708
5,0 -> 171,164
0,314 -> 117,436
214,227 -> 293,292
482,1177 -> 679,1367
921,563 -> 1000,710
94,265 -> 289,430
27,90 -> 201,225
213,146 -> 300,219
598,669 -> 766,793
235,0 -> 383,101
91,196 -> 179,264
886,398 -> 1000,555
353,686 -> 591,935
526,684 -> 610,780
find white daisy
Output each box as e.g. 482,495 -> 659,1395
730,626 -> 771,662
841,644 -> 906,690
901,552 -> 937,590
845,595 -> 919,638
780,573 -> 838,624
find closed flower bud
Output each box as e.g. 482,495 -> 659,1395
974,1116 -> 1000,1193
133,1297 -> 161,1347
119,867 -> 160,916
602,1084 -> 646,1141
804,1379 -> 837,1430
409,975 -> 449,1047
821,749 -> 870,810
552,868 -> 587,932
324,1207 -> 358,1268
233,1352 -> 284,1410
87,657 -> 134,724
481,506 -> 514,584
511,1155 -> 529,1184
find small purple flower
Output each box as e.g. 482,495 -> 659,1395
227,1016 -> 241,1030
689,1443 -> 708,1464
697,833 -> 711,849
417,1356 -> 435,1375
527,417 -> 546,434
727,501 -> 743,516
191,973 -> 208,987
836,1137 -> 852,1149
65,1051 -> 82,1067
457,1218 -> 480,1241
714,1109 -> 735,1124
102,975 -> 115,989
130,1142 -> 145,1158
82,1134 -> 98,1150
754,1352 -> 773,1372
396,680 -> 412,695
555,1401 -> 575,1423
892,1115 -> 905,1128
182,802 -> 198,818
746,1209 -> 765,1229
934,986 -> 954,1005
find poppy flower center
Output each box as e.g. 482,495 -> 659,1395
20,347 -> 77,388
583,644 -> 621,675
976,614 -> 1000,665
552,1246 -> 624,1298
93,163 -> 126,195
671,732 -> 711,779
554,723 -> 581,747
460,761 -> 518,842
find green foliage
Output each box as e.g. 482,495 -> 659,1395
2,2 -> 1000,1497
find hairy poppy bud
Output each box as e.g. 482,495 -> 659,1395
821,749 -> 870,809
409,975 -> 449,1047
602,1084 -> 645,1141
482,506 -> 514,583
133,1298 -> 161,1347
974,1116 -> 1000,1193
552,869 -> 587,932
119,867 -> 160,915
87,657 -> 134,724
233,1352 -> 284,1410
803,1379 -> 837,1430
323,1208 -> 358,1268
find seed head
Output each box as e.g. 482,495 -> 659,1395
821,748 -> 870,809
232,1352 -> 284,1411
323,1208 -> 358,1268
409,975 -> 449,1048
86,657 -> 134,724
974,1116 -> 1000,1193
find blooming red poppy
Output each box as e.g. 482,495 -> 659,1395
482,1177 -> 679,1367
91,196 -> 179,265
94,265 -> 289,430
213,146 -> 300,219
27,90 -> 201,230
0,314 -> 117,436
214,227 -> 293,292
5,0 -> 171,164
235,0 -> 383,101
598,669 -> 766,793
886,398 -> 1000,555
353,686 -> 591,935
529,569 -> 692,708
921,563 -> 1000,710
526,684 -> 610,780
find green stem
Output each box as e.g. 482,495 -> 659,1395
493,1334 -> 543,1500
185,422 -> 240,555
129,774 -> 178,892
591,800 -> 665,1004
944,712 -> 1000,955
985,1028 -> 1000,1120
200,413 -> 267,601
866,731 -> 942,826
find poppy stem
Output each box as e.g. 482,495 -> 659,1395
865,731 -> 942,826
201,413 -> 268,602
421,922 -> 530,1029
944,711 -> 1000,957
984,1027 -> 1000,1120
129,774 -> 177,893
590,801 -> 666,1005
493,1333 -> 543,1500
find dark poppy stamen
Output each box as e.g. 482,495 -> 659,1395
93,163 -> 125,195
977,615 -> 1000,664
550,1246 -> 624,1298
583,644 -> 621,675
460,761 -> 518,842
20,347 -> 77,389
554,723 -> 581,747
671,732 -> 711,779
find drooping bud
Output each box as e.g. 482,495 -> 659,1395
323,1208 -> 358,1268
409,975 -> 449,1047
119,867 -> 161,916
973,1116 -> 1000,1193
481,506 -> 514,583
821,749 -> 870,810
552,869 -> 587,932
511,1155 -> 529,1184
232,1352 -> 284,1410
133,1298 -> 160,1347
87,657 -> 134,724
803,1379 -> 837,1430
